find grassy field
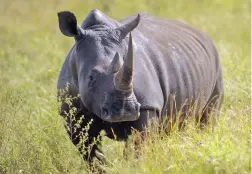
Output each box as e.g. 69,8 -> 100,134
0,0 -> 251,173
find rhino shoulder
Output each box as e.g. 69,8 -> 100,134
57,46 -> 79,95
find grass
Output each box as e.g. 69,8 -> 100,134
0,0 -> 251,173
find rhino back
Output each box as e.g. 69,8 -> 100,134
125,13 -> 221,116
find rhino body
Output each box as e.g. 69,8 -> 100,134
57,9 -> 224,163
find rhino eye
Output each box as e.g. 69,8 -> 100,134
89,75 -> 93,81
88,75 -> 96,88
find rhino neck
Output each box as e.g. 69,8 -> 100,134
85,24 -> 112,31
81,9 -> 121,30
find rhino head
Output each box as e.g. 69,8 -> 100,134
57,10 -> 141,122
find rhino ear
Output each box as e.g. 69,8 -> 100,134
115,14 -> 140,39
57,11 -> 81,37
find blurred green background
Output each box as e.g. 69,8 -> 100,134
0,0 -> 250,173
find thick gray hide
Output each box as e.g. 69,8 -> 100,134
57,9 -> 224,163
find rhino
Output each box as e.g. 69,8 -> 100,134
57,9 -> 224,163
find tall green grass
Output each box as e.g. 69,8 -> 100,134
0,0 -> 250,173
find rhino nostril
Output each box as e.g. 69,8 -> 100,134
102,108 -> 109,116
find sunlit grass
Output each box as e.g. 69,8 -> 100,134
0,0 -> 250,173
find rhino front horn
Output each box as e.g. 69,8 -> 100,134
114,32 -> 134,92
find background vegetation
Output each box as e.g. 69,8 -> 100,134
0,0 -> 250,173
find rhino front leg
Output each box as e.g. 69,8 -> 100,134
123,109 -> 159,159
61,104 -> 104,164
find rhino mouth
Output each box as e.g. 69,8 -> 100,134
101,111 -> 140,123
100,101 -> 141,122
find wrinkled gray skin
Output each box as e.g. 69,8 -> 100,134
57,9 -> 224,163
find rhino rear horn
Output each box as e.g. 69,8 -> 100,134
57,11 -> 84,39
108,52 -> 123,74
115,14 -> 140,39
